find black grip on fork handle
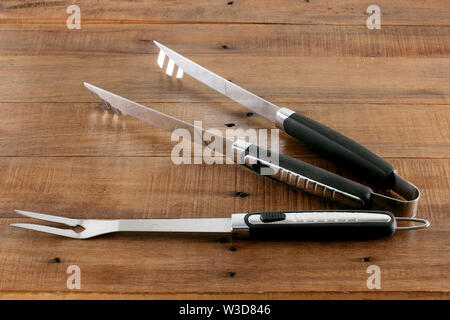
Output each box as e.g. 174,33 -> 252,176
239,143 -> 374,209
242,211 -> 396,240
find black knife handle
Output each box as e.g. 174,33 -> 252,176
276,108 -> 396,189
233,211 -> 396,240
234,142 -> 374,209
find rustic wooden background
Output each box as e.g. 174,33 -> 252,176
0,0 -> 449,299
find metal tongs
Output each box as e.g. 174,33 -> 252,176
78,41 -> 421,219
151,41 -> 420,218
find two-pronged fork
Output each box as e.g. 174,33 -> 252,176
11,209 -> 429,240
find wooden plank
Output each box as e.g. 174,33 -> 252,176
1,55 -> 449,104
0,0 -> 448,301
0,102 -> 448,158
0,214 -> 448,294
0,24 -> 448,57
1,0 -> 449,26
1,291 -> 449,300
0,157 -> 262,219
0,156 -> 265,219
0,157 -> 448,219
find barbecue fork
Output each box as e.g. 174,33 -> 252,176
11,210 -> 429,240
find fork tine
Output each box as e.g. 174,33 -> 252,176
14,210 -> 80,227
10,223 -> 81,239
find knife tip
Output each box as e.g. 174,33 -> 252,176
153,40 -> 164,49
83,82 -> 94,89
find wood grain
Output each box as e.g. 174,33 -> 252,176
0,215 -> 448,295
0,102 -> 448,158
0,0 -> 449,300
1,55 -> 449,104
0,157 -> 448,219
1,291 -> 449,300
0,24 -> 449,57
1,0 -> 449,26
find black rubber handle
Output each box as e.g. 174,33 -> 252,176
243,144 -> 374,208
245,211 -> 396,240
283,112 -> 396,189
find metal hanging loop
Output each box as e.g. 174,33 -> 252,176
395,217 -> 430,231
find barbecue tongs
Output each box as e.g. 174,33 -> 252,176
83,41 -> 419,218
